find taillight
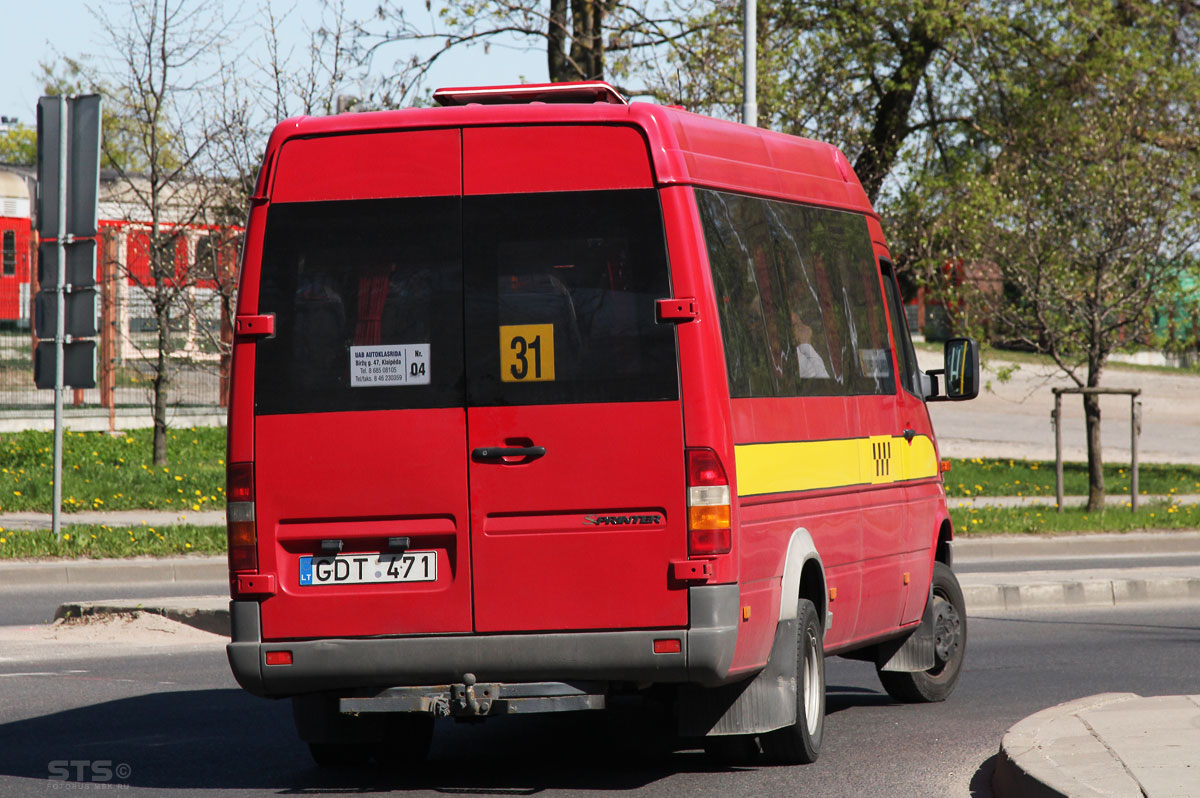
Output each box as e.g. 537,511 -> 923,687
227,461 -> 257,572
686,448 -> 731,556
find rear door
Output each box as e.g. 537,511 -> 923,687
254,124 -> 689,640
254,130 -> 473,640
462,126 -> 689,633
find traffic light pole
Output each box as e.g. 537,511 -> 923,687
52,95 -> 68,542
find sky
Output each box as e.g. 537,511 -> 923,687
0,0 -> 544,125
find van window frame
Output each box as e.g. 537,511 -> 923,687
879,257 -> 922,400
696,187 -> 895,399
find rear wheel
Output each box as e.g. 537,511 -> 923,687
760,598 -> 825,764
877,561 -> 967,703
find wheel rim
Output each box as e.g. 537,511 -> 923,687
801,626 -> 822,735
931,594 -> 962,675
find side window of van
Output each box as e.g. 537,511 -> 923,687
697,189 -> 894,398
699,191 -> 781,397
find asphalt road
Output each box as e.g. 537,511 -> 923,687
1,601 -> 1197,796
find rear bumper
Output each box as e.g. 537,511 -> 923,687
228,584 -> 739,698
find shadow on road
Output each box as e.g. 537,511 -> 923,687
969,753 -> 998,797
826,682 -> 892,717
0,688 -> 787,793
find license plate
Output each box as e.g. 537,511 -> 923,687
298,551 -> 437,586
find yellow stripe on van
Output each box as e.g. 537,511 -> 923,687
734,435 -> 938,497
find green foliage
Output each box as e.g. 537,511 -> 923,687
0,524 -> 225,559
0,427 -> 226,513
0,123 -> 36,166
39,57 -> 184,173
898,2 -> 1200,364
655,0 -> 998,200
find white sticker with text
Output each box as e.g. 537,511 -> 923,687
350,344 -> 430,387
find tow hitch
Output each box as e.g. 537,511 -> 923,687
339,674 -> 607,718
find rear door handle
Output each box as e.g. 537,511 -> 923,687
472,446 -> 546,461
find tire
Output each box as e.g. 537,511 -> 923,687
760,598 -> 825,765
877,561 -> 967,703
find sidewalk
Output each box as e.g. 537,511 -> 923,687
0,509 -> 224,530
951,493 -> 1200,508
994,693 -> 1200,797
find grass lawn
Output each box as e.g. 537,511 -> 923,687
945,457 -> 1200,498
0,426 -> 225,514
2,424 -> 1198,558
950,501 -> 1200,536
0,524 -> 226,559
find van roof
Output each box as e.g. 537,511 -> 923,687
255,84 -> 872,216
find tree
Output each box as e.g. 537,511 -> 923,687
210,0 -> 361,211
0,123 -> 36,166
355,0 -> 711,103
83,0 -> 232,466
899,0 -> 1200,510
656,0 -> 997,202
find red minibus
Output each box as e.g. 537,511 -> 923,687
225,81 -> 979,766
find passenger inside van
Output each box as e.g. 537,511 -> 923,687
789,309 -> 830,379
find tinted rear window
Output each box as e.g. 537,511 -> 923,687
255,196 -> 464,415
254,189 -> 677,414
464,190 -> 678,406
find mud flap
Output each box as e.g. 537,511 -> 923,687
877,586 -> 936,672
677,617 -> 798,737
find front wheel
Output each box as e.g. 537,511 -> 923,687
877,561 -> 967,703
760,597 -> 825,764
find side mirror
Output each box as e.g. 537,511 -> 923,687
925,337 -> 979,401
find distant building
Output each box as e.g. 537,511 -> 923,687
0,164 -> 241,339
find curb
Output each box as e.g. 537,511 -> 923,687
992,693 -> 1200,798
993,693 -> 1140,798
0,556 -> 226,586
54,597 -> 230,637
962,576 -> 1200,612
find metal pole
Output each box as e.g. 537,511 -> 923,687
1131,397 -> 1140,513
52,96 -> 68,542
742,0 -> 757,127
1054,391 -> 1063,512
